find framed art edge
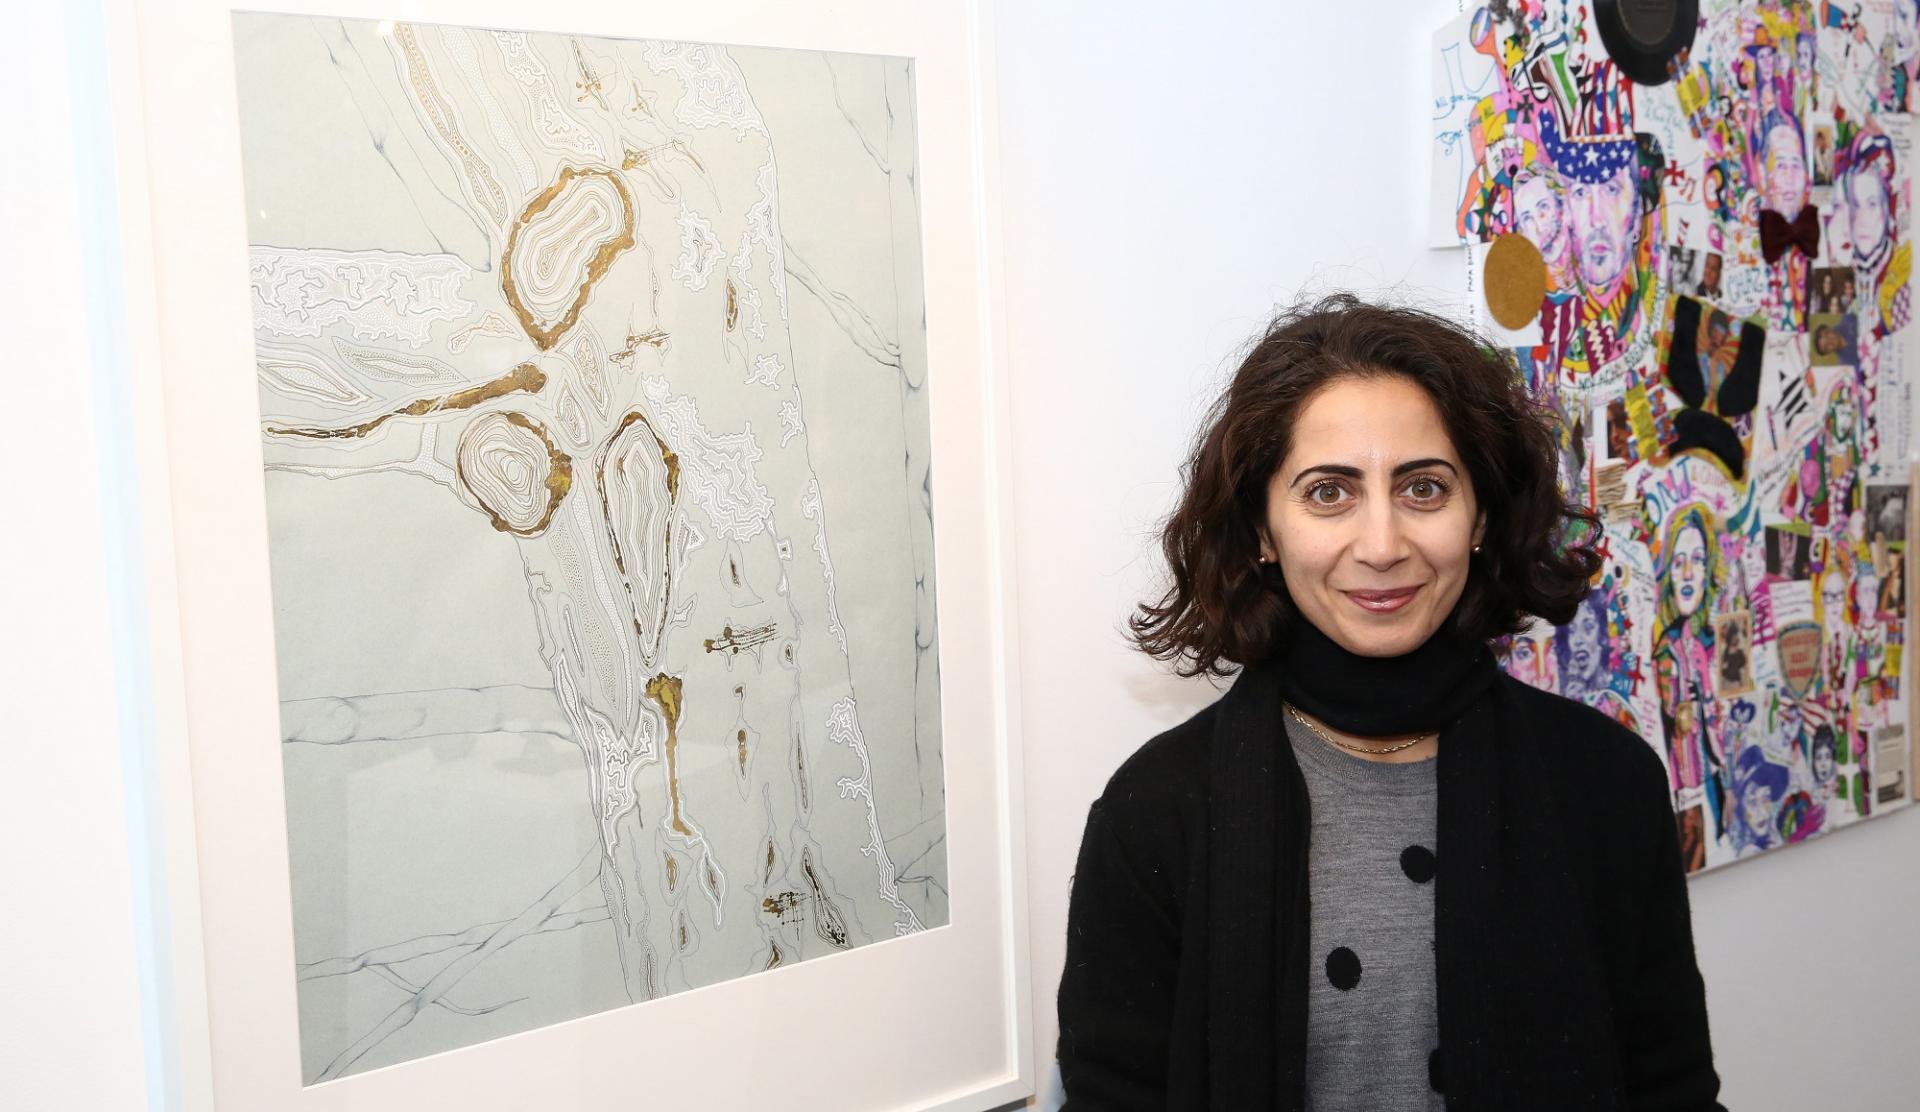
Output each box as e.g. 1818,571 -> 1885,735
118,0 -> 1032,1108
921,1073 -> 1032,1112
963,0 -> 1040,1100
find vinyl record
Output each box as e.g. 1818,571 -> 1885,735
1594,0 -> 1699,86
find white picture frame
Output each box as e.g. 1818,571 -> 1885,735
113,0 -> 1030,1107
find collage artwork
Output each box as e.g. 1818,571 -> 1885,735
1433,0 -> 1917,872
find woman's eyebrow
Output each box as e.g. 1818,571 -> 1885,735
1289,463 -> 1362,485
1393,458 -> 1459,477
1290,458 -> 1459,486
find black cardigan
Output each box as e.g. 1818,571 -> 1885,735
1056,669 -> 1724,1110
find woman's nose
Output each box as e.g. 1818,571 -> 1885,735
1352,499 -> 1409,569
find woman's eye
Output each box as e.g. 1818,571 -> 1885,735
1405,477 -> 1446,501
1307,483 -> 1346,506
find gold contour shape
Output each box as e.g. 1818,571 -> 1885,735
645,673 -> 692,837
801,849 -> 850,949
455,410 -> 574,538
705,621 -> 778,656
597,409 -> 682,656
265,362 -> 547,440
501,166 -> 639,351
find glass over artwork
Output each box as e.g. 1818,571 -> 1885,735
233,12 -> 946,1082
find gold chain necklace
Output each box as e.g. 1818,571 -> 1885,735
1284,701 -> 1432,756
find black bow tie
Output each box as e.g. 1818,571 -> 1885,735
1760,204 -> 1820,263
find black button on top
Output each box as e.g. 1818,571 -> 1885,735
1325,946 -> 1362,991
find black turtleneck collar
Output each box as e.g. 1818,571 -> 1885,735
1246,615 -> 1498,737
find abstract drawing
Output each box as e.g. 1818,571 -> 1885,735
1432,0 -> 1914,872
233,13 -> 946,1080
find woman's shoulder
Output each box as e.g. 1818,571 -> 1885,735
1074,699 -> 1218,897
1497,674 -> 1671,808
1093,697 -> 1220,821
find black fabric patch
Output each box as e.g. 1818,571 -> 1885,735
1401,844 -> 1439,883
1662,293 -> 1764,477
1325,946 -> 1362,991
1429,1047 -> 1445,1093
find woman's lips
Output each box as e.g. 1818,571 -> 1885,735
1345,586 -> 1419,613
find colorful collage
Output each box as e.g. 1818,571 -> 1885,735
1432,0 -> 1915,871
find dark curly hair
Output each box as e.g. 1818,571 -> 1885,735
1129,294 -> 1601,677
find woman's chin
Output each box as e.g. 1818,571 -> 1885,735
1326,615 -> 1434,658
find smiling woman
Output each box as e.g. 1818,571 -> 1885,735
1257,376 -> 1484,663
1056,295 -> 1725,1110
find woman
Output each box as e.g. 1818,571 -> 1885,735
1512,166 -> 1575,292
1057,297 -> 1722,1109
1839,132 -> 1912,337
1653,504 -> 1722,825
1729,743 -> 1792,855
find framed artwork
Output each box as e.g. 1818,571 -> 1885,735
1434,1 -> 1916,873
119,0 -> 1029,1108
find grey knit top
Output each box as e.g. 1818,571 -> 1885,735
1283,711 -> 1448,1111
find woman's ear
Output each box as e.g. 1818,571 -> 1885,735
1472,511 -> 1488,550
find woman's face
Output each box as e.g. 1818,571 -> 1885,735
1820,569 -> 1848,621
1515,175 -> 1568,263
1849,171 -> 1891,259
1510,636 -> 1538,675
1813,743 -> 1837,784
1566,600 -> 1604,684
1672,522 -> 1709,617
1508,631 -> 1556,688
1261,375 -> 1484,658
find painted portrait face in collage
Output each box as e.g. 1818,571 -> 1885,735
1433,0 -> 1914,871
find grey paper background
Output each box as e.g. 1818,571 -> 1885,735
235,12 -> 944,1082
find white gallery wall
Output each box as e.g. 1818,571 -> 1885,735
1,2 -> 162,1110
10,0 -> 1920,1108
995,1 -> 1920,1109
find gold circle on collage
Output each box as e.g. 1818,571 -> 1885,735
1484,233 -> 1548,331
